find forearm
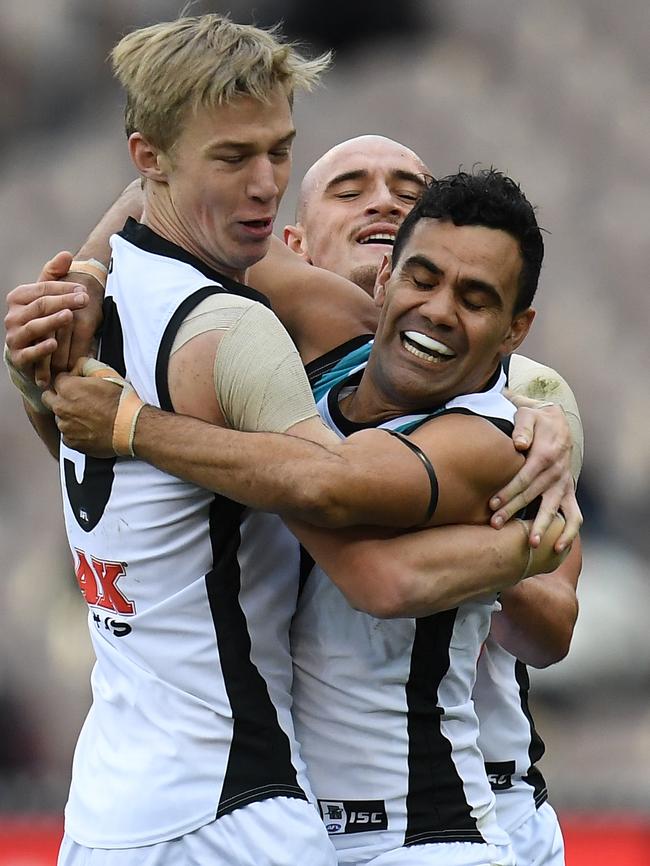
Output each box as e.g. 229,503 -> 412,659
23,401 -> 60,459
132,406 -> 428,528
490,538 -> 581,667
76,179 -> 144,265
289,518 -> 532,618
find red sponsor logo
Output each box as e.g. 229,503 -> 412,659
73,549 -> 135,615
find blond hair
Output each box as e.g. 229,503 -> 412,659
111,14 -> 331,151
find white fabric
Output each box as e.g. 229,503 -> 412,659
293,356 -> 515,862
508,803 -> 565,866
58,797 -> 337,866
339,841 -> 515,866
60,228 -> 315,848
474,637 -> 546,835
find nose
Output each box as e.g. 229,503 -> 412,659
420,285 -> 458,330
364,184 -> 408,219
246,157 -> 279,203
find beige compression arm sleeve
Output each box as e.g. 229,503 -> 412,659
171,294 -> 318,433
508,353 -> 584,482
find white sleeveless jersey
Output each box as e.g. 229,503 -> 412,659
292,338 -> 515,861
471,353 -> 552,836
60,220 -> 311,848
473,638 -> 548,834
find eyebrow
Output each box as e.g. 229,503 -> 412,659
206,130 -> 296,154
324,168 -> 427,194
403,254 -> 504,308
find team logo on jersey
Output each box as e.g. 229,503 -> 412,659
318,799 -> 388,834
485,760 -> 516,791
73,549 -> 135,615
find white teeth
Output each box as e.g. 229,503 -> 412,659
404,331 -> 455,356
359,233 -> 395,245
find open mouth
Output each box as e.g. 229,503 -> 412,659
358,233 -> 395,246
401,331 -> 456,364
241,218 -> 273,229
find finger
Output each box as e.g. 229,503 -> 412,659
6,279 -> 85,308
37,251 -> 74,282
41,389 -> 58,413
51,321 -> 74,376
511,407 -> 536,451
490,456 -> 564,514
5,307 -> 73,350
70,356 -> 90,376
34,354 -> 53,390
491,466 -> 564,529
490,467 -> 534,514
10,339 -> 58,371
68,312 -> 99,369
555,499 -> 583,552
529,496 -> 563,548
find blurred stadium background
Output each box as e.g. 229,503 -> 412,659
1,1 -> 648,863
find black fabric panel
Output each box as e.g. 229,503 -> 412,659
298,545 -> 316,599
205,500 -> 307,819
63,296 -> 124,532
405,610 -> 485,845
514,660 -> 548,809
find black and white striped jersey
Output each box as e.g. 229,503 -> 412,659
290,337 -> 515,861
60,220 -> 311,848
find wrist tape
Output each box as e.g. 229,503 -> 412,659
69,258 -> 108,289
82,359 -> 144,456
3,343 -> 52,414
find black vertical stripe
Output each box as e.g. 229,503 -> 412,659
63,296 -> 124,532
205,498 -> 307,818
298,545 -> 315,599
405,610 -> 485,845
514,660 -> 548,808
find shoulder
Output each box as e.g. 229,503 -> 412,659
508,353 -> 584,477
508,354 -> 580,419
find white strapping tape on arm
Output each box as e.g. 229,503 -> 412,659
171,293 -> 318,434
508,353 -> 584,482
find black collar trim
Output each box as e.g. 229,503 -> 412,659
118,217 -> 269,307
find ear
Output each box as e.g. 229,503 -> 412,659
501,308 -> 535,354
373,253 -> 393,307
128,133 -> 171,182
283,223 -> 311,261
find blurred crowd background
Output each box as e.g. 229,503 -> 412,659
1,0 -> 648,822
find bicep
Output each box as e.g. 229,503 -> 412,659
409,415 -> 526,527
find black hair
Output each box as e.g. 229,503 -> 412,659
391,168 -> 543,313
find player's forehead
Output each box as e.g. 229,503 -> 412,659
321,136 -> 426,185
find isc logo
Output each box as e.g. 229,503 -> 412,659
485,760 -> 516,791
318,799 -> 388,834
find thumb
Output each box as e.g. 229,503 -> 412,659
38,250 -> 74,282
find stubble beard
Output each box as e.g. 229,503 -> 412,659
349,264 -> 380,297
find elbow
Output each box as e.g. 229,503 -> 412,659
348,564 -> 432,620
290,474 -> 358,529
531,605 -> 579,668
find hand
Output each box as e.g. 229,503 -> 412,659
489,403 -> 582,552
5,256 -> 89,389
33,252 -> 105,387
42,361 -> 123,458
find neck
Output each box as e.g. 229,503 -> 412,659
342,350 -> 501,425
142,184 -> 245,282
